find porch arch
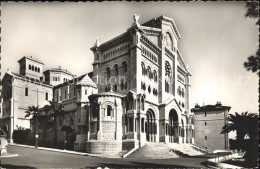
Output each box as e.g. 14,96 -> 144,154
145,108 -> 157,142
168,109 -> 179,143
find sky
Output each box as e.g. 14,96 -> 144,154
1,1 -> 258,120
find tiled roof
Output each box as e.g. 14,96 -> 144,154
53,72 -> 96,89
76,74 -> 97,88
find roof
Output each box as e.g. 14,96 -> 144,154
76,74 -> 97,88
2,71 -> 53,88
53,72 -> 96,89
142,15 -> 181,39
43,68 -> 75,77
18,56 -> 44,65
91,15 -> 180,50
191,104 -> 231,112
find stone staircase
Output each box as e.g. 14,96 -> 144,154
166,143 -> 204,156
191,144 -> 212,154
126,142 -> 205,159
127,142 -> 180,159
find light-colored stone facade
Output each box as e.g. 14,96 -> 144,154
191,102 -> 231,151
84,15 -> 195,155
0,56 -> 74,143
1,15 -> 195,155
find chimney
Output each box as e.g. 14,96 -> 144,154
216,101 -> 222,106
195,103 -> 200,108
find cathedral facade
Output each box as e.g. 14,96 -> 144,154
82,15 -> 195,154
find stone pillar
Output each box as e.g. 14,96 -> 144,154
97,103 -> 102,140
87,103 -> 91,140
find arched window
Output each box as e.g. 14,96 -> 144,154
107,105 -> 112,116
141,62 -> 145,76
165,61 -> 171,77
64,90 -> 67,99
124,82 -> 127,89
35,67 -> 38,72
56,92 -> 59,101
120,81 -> 124,90
166,33 -> 174,51
147,66 -> 152,79
106,67 -> 111,80
122,61 -> 127,73
114,64 -> 119,76
165,80 -> 169,93
85,89 -> 87,95
154,70 -> 157,82
148,86 -> 151,93
63,78 -> 65,82
29,65 -> 31,70
114,84 -> 117,92
32,66 -> 35,71
45,92 -> 48,100
178,86 -> 181,96
38,68 -> 40,72
182,88 -> 184,97
25,87 -> 28,96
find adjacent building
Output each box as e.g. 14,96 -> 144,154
0,56 -> 74,143
191,102 -> 231,151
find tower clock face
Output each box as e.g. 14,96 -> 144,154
166,33 -> 173,51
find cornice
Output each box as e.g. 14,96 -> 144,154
140,35 -> 161,54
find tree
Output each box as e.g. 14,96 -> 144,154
25,106 -> 42,148
243,1 -> 260,76
221,112 -> 259,166
244,48 -> 260,76
43,100 -> 66,147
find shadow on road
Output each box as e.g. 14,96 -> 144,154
0,164 -> 36,169
91,161 -> 188,168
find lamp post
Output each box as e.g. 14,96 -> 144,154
35,88 -> 39,149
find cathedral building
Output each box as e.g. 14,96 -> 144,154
1,15 -> 195,155
84,15 -> 195,154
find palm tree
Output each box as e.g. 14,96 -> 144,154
221,112 -> 250,140
43,99 -> 66,147
25,106 -> 42,148
221,112 -> 259,165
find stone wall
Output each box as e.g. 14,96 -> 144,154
86,140 -> 122,155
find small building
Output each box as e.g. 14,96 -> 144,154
0,56 -> 73,143
191,102 -> 231,151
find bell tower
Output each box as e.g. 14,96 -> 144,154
18,56 -> 44,80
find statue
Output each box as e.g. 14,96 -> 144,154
132,14 -> 140,27
94,37 -> 101,48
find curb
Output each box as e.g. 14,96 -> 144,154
0,154 -> 19,158
8,144 -> 121,158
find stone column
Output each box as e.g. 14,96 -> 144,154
87,103 -> 90,140
97,103 -> 102,140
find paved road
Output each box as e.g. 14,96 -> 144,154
0,145 -> 214,168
